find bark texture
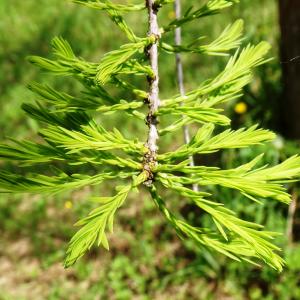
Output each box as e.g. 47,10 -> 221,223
144,0 -> 161,185
279,0 -> 300,138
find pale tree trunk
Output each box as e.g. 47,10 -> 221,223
279,0 -> 300,139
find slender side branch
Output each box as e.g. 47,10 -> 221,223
286,190 -> 297,245
144,0 -> 161,185
174,0 -> 198,191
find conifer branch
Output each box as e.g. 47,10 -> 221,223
2,0 -> 300,271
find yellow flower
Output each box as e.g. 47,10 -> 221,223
64,200 -> 73,209
234,102 -> 248,114
168,11 -> 176,20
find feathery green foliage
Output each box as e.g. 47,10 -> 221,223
1,0 -> 299,272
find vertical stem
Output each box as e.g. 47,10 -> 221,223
144,0 -> 161,185
286,190 -> 297,245
174,0 -> 198,192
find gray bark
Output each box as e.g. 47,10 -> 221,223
174,0 -> 198,191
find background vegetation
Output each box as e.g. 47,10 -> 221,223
0,0 -> 299,299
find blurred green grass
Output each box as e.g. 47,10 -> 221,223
1,1 -> 300,299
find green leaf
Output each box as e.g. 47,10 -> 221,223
0,170 -> 134,194
161,19 -> 243,56
159,106 -> 230,126
64,171 -> 147,267
159,125 -> 276,162
149,185 -> 284,272
71,0 -> 145,13
163,42 -> 271,108
96,40 -> 149,85
164,0 -> 239,32
40,123 -> 146,157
